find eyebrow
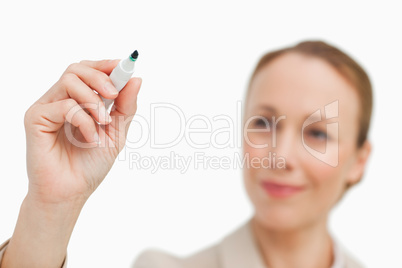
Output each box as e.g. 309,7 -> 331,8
255,105 -> 277,114
255,105 -> 330,123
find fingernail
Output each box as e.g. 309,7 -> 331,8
104,82 -> 118,95
99,105 -> 112,123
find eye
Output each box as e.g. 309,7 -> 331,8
253,118 -> 271,128
308,129 -> 329,140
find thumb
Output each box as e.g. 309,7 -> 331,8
108,77 -> 142,134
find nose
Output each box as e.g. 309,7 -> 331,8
270,126 -> 301,171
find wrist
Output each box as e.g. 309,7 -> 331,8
23,191 -> 86,220
2,193 -> 83,267
26,182 -> 89,210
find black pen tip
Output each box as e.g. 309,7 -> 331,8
131,50 -> 139,60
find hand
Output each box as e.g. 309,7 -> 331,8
0,59 -> 142,268
24,59 -> 142,205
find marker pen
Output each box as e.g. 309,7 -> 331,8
102,50 -> 139,110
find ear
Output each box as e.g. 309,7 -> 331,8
345,140 -> 372,185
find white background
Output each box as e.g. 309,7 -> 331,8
0,1 -> 401,267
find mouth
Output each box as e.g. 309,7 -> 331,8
260,181 -> 305,198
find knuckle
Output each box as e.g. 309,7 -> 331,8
24,104 -> 43,129
24,105 -> 35,126
63,99 -> 81,122
94,60 -> 108,69
94,72 -> 108,83
66,62 -> 80,73
86,72 -> 108,91
77,111 -> 93,128
63,98 -> 79,110
58,72 -> 77,87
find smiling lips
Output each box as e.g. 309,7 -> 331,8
260,181 -> 305,198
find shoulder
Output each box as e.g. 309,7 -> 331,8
343,250 -> 366,268
132,244 -> 220,268
182,243 -> 220,268
334,238 -> 365,268
132,220 -> 263,268
132,248 -> 182,268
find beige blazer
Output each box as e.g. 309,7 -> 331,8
0,219 -> 364,268
132,220 -> 365,268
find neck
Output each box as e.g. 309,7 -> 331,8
251,215 -> 334,268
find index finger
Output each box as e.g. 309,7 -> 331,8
79,59 -> 121,75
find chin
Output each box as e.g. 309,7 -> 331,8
253,205 -> 306,232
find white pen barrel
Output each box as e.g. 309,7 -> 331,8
102,58 -> 135,110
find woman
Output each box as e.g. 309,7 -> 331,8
0,40 -> 372,268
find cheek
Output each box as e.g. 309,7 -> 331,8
242,139 -> 273,184
243,134 -> 274,163
242,143 -> 257,192
242,142 -> 267,202
307,163 -> 342,190
302,153 -> 350,209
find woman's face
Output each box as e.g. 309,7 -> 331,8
243,52 -> 370,230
